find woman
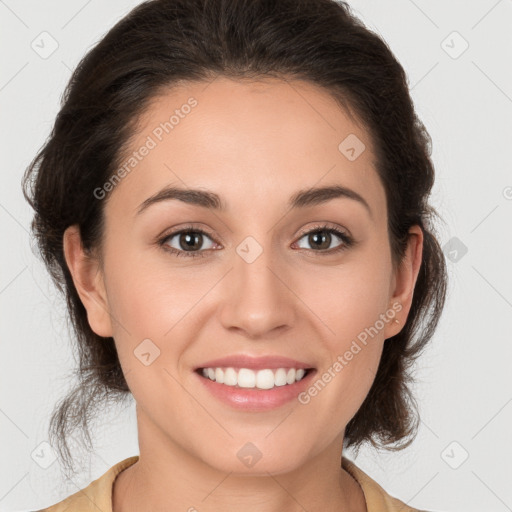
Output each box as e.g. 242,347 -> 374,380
23,0 -> 447,510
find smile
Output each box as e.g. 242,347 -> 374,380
199,367 -> 312,390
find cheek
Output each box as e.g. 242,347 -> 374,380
299,251 -> 392,343
296,247 -> 391,405
102,239 -> 195,335
102,245 -> 225,375
101,253 -> 202,409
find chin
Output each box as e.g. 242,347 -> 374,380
200,442 -> 308,476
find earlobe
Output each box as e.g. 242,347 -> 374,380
62,225 -> 113,338
386,225 -> 424,337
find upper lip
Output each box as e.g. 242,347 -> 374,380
196,354 -> 315,371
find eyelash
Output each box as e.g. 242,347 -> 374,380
157,223 -> 354,259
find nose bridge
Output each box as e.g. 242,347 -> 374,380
219,233 -> 295,336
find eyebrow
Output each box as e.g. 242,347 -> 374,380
136,184 -> 372,218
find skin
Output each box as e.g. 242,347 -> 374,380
63,76 -> 423,512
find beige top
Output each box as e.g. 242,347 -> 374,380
36,455 -> 431,511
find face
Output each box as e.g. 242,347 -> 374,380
66,76 -> 422,475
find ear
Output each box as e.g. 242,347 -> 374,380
384,225 -> 424,339
63,225 -> 113,338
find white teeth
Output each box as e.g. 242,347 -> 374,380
274,368 -> 288,386
295,368 -> 305,381
256,369 -> 275,390
238,368 -> 256,388
200,367 -> 309,389
215,367 -> 224,384
224,367 -> 237,386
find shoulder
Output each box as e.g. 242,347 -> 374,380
342,456 -> 441,512
35,456 -> 139,512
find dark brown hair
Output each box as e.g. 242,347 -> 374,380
22,0 -> 447,478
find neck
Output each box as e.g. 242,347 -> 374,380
112,411 -> 367,512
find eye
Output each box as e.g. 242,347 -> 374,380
157,223 -> 354,259
294,224 -> 354,255
159,227 -> 217,258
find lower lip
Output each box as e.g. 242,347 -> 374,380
195,369 -> 317,411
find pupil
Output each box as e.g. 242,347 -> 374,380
181,232 -> 201,250
311,231 -> 330,250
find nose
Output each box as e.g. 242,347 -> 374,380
218,242 -> 296,339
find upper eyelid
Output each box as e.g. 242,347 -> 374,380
295,223 -> 350,239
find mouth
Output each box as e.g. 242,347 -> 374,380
195,366 -> 315,390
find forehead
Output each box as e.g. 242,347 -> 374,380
106,76 -> 386,220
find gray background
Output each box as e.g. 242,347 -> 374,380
1,0 -> 511,511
